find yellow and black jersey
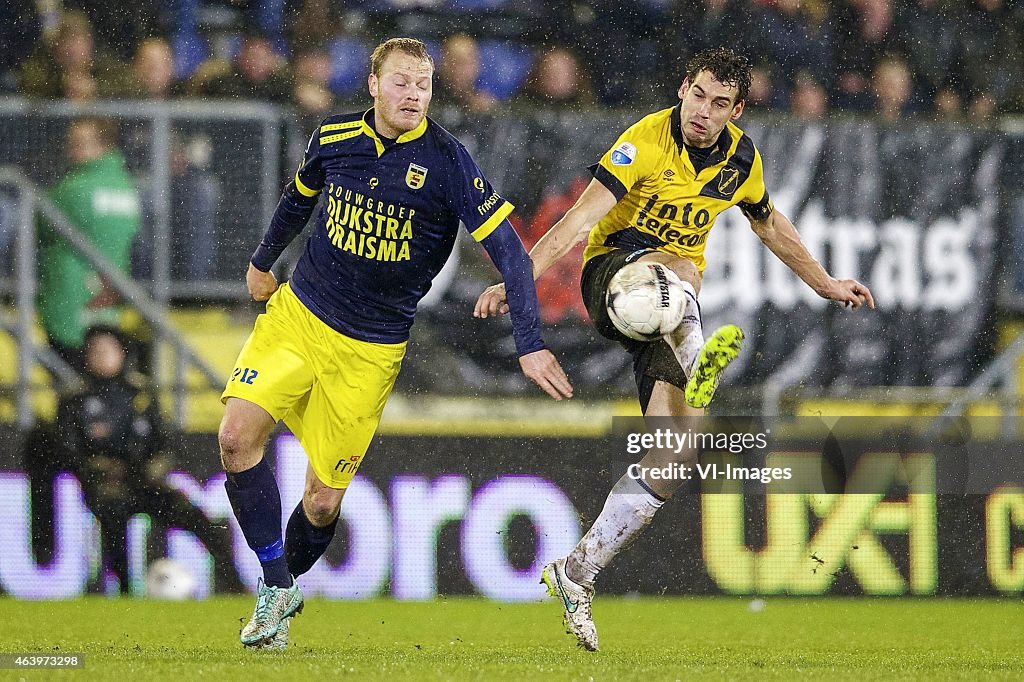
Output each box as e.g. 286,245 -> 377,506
585,103 -> 773,272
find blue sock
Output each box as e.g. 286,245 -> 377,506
285,501 -> 338,578
224,458 -> 291,588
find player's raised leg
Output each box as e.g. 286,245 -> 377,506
685,324 -> 744,409
637,252 -> 744,409
637,253 -> 706,377
219,398 -> 303,647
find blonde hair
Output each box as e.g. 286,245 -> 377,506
369,38 -> 433,77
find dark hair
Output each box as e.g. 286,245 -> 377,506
83,324 -> 126,349
685,48 -> 752,103
370,38 -> 434,78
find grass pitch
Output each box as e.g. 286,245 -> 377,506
1,596 -> 1021,680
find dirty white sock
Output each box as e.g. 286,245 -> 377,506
565,474 -> 665,586
665,280 -> 703,378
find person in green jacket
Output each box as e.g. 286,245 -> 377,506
38,117 -> 141,370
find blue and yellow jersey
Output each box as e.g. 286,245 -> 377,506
285,110 -> 515,345
585,104 -> 773,272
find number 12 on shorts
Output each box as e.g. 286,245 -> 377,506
232,367 -> 259,385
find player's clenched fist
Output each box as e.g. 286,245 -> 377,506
518,349 -> 574,401
473,283 -> 509,318
246,263 -> 279,301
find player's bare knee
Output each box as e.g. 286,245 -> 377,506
218,420 -> 263,472
638,252 -> 701,294
303,486 -> 344,526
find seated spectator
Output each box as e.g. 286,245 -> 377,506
63,0 -> 162,60
746,62 -> 787,112
171,136 -> 221,281
934,87 -> 962,120
57,326 -> 245,594
293,48 -> 336,125
286,0 -> 338,53
133,134 -> 222,283
833,0 -> 899,111
18,10 -> 129,100
124,37 -> 184,100
790,70 -> 829,121
871,54 -> 915,122
671,0 -> 755,59
512,46 -> 594,109
753,0 -> 835,91
172,0 -> 286,51
958,0 -> 1024,116
190,33 -> 293,103
968,92 -> 999,122
0,0 -> 42,93
894,0 -> 959,110
433,34 -> 498,114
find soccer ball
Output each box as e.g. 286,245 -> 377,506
145,558 -> 197,600
606,262 -> 688,341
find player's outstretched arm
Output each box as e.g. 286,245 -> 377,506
476,221 -> 574,400
474,179 -> 618,318
749,209 -> 875,310
519,349 -> 574,401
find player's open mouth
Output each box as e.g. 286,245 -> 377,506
689,122 -> 707,135
401,107 -> 420,115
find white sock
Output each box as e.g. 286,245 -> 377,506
566,474 -> 665,586
665,280 -> 703,378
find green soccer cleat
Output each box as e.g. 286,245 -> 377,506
240,578 -> 304,647
685,324 -> 744,409
541,558 -> 599,652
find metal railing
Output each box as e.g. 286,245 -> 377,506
0,167 -> 221,429
0,97 -> 298,300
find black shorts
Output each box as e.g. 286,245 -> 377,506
581,248 -> 689,411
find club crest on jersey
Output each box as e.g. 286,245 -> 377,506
610,142 -> 637,166
406,163 -> 428,189
718,167 -> 739,195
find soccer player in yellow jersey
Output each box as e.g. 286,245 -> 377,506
475,48 -> 875,650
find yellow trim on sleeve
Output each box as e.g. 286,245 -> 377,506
320,120 -> 362,133
470,201 -> 515,241
294,172 -> 320,197
319,130 -> 362,145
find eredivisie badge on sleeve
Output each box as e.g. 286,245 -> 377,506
406,163 -> 428,189
610,142 -> 636,166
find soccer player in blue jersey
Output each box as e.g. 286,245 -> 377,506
217,37 -> 573,650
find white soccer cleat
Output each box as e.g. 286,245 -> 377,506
241,578 -> 304,647
541,558 -> 599,652
685,324 -> 744,409
256,616 -> 290,651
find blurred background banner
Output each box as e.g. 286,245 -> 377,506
3,419 -> 1024,600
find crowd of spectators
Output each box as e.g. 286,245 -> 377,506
1,0 -> 1022,120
